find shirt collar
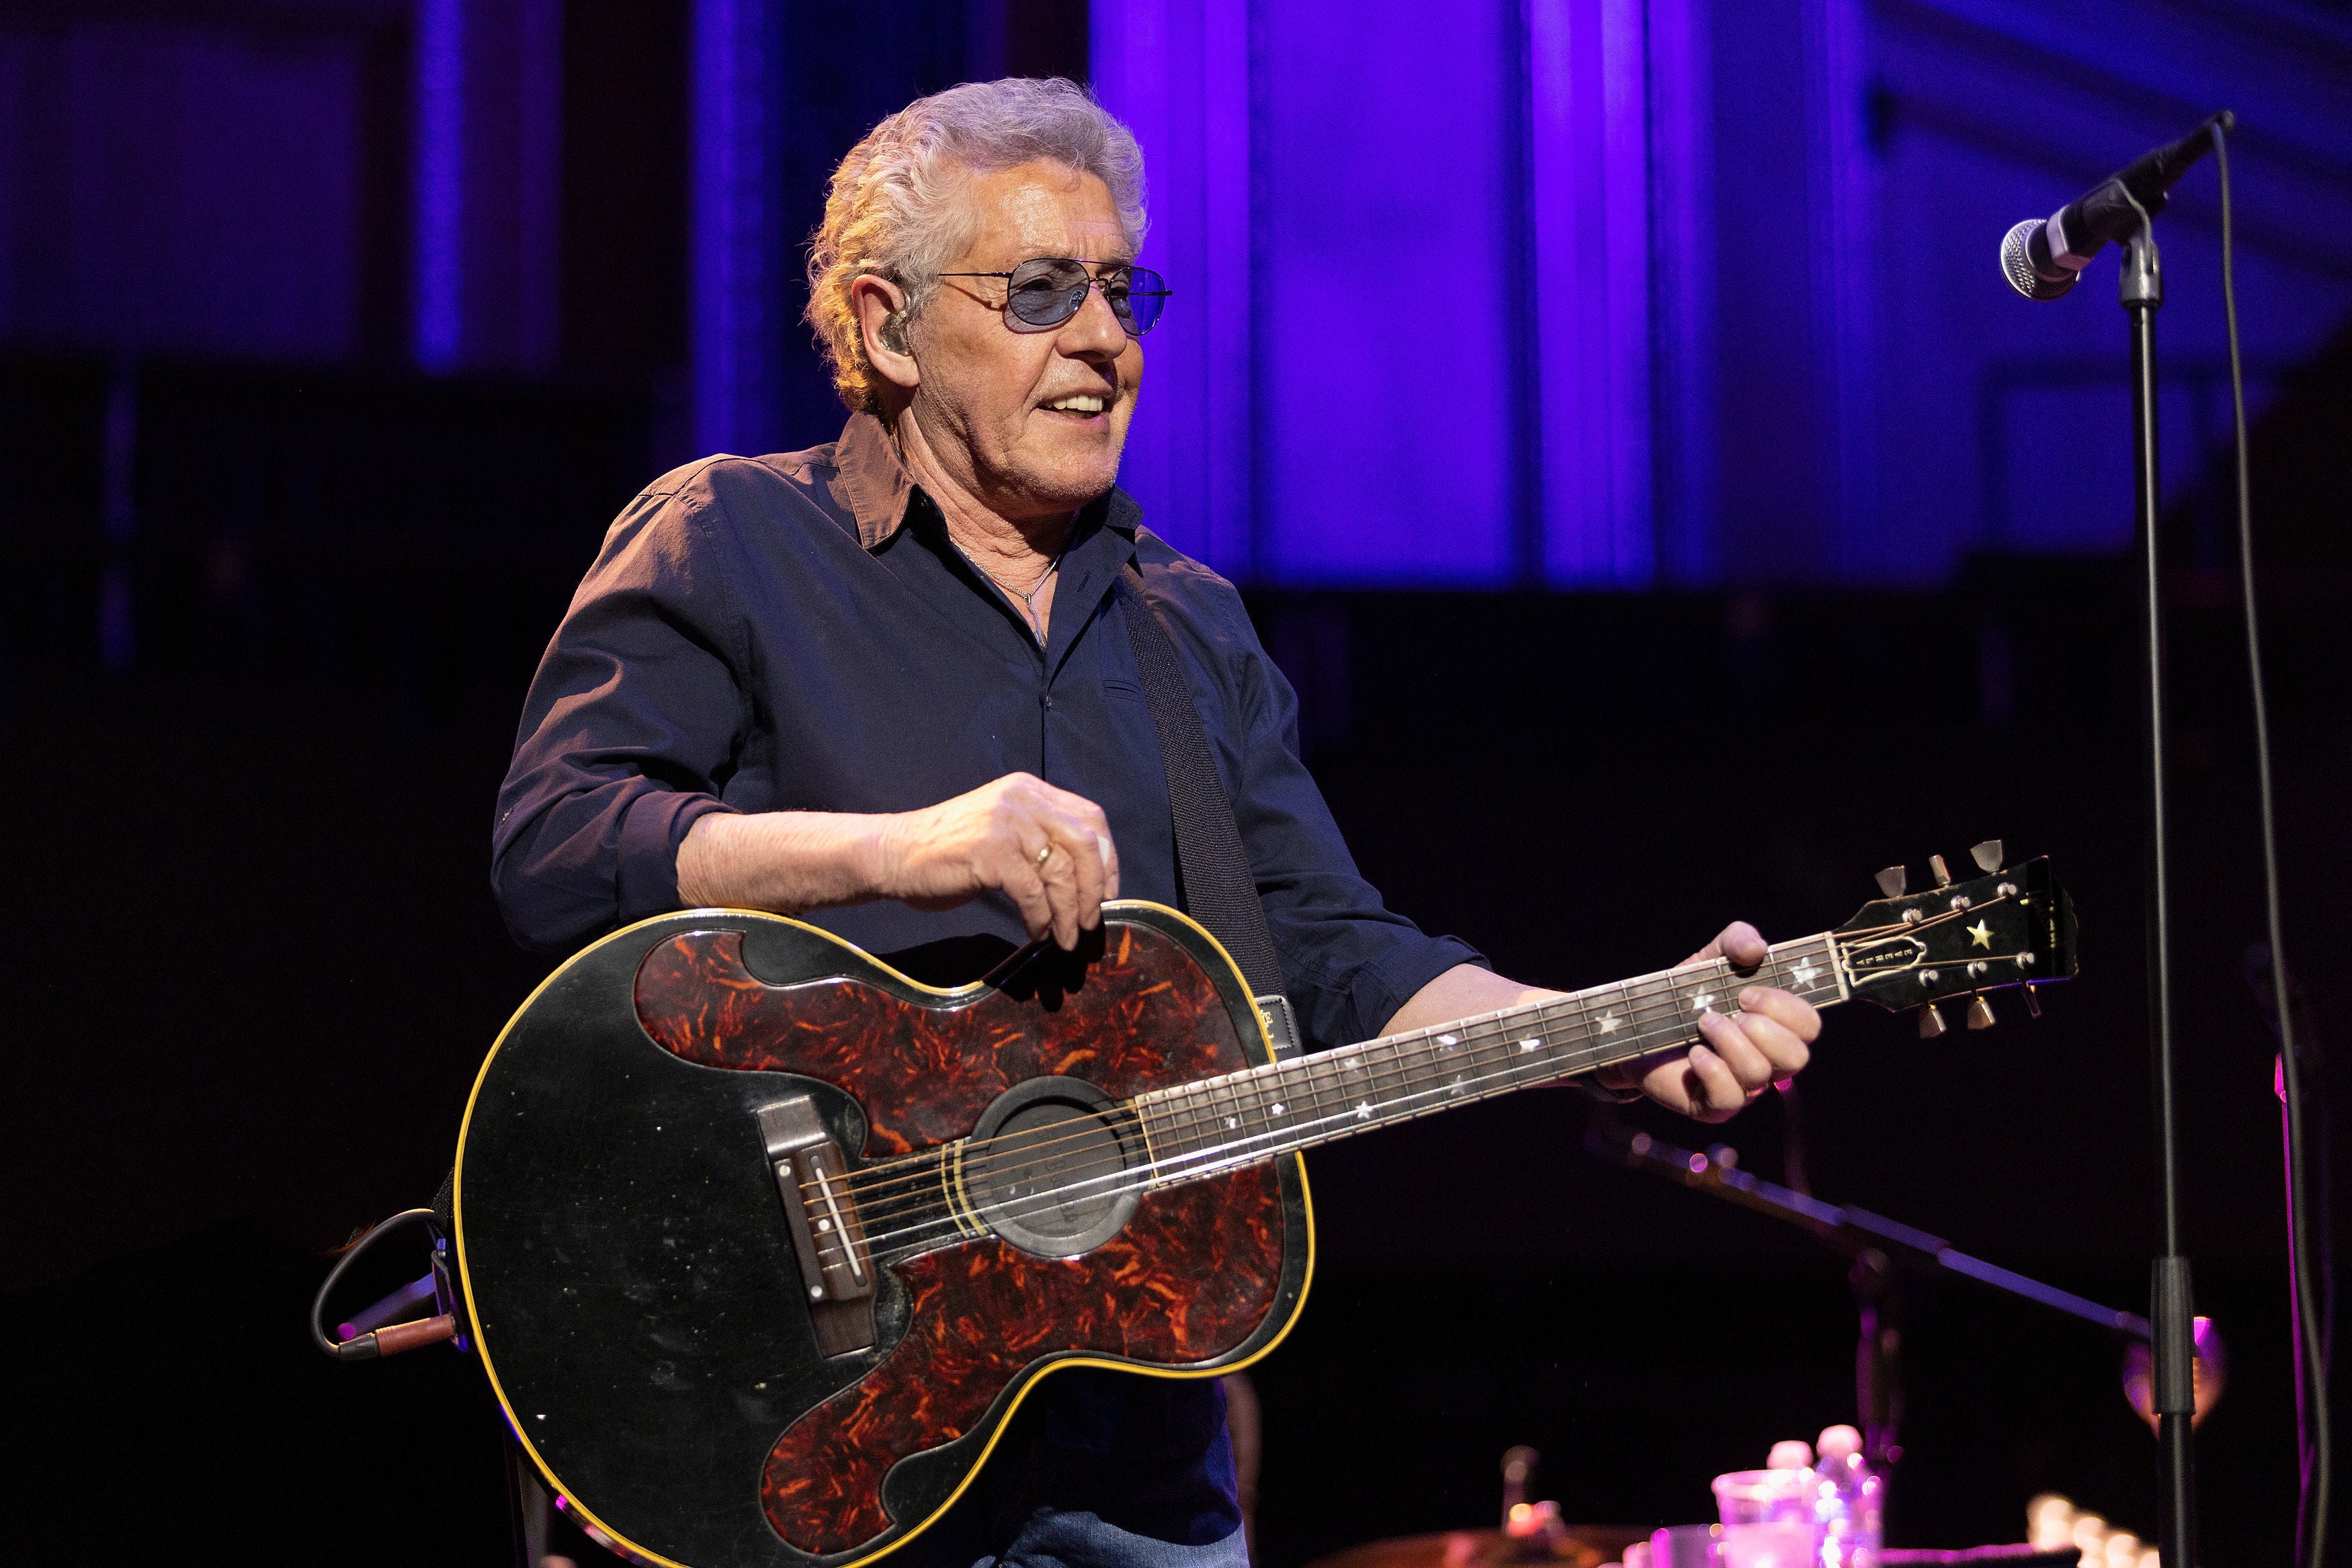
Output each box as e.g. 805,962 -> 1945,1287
831,410 -> 1146,554
833,410 -> 918,551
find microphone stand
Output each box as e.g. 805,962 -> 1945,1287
1585,1116 -> 2158,1477
2120,216 -> 2199,1568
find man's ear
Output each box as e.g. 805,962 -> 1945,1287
850,275 -> 919,394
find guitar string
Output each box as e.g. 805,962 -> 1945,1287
810,897 -> 2004,1237
813,949 -> 1796,1223
847,931 -> 2044,1267
813,963 -> 1782,1219
824,960 -> 1839,1258
822,939 -> 1888,1258
839,960 -> 1860,1259
1112,902 -> 2015,1189
809,912 -> 1966,1260
827,905 -> 2034,1268
840,932 -> 2046,1268
821,935 -> 1828,1207
807,929 -> 1865,1211
806,894 -> 2001,1205
847,1017 -> 1687,1258
808,936 -> 1855,1220
1109,907 -> 2015,1192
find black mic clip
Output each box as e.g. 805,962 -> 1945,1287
2001,110 -> 2233,301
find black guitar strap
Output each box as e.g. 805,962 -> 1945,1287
1116,564 -> 1302,1059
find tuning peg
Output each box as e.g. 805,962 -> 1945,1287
1970,839 -> 2005,873
1966,994 -> 1997,1031
1875,865 -> 1908,898
1930,854 -> 1954,888
2023,984 -> 2042,1018
1918,1003 -> 1947,1039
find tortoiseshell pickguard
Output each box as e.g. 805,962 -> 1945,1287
631,920 -> 1287,1557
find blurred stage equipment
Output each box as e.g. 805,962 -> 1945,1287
1997,107 -> 2323,1568
2122,1317 -> 2226,1432
2026,1495 -> 2156,1568
1301,1447 -> 1645,1568
1585,1119 -> 2227,1489
1304,1440 -> 2081,1568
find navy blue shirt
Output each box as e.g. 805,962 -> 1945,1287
493,412 -> 1479,1047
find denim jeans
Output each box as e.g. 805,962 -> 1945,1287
894,1370 -> 1245,1568
973,1507 -> 1251,1568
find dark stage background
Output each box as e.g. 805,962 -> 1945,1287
5,1 -> 2350,1564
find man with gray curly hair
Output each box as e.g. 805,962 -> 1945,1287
496,75 -> 1815,1568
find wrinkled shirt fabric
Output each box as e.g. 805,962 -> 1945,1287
495,412 -> 1480,1042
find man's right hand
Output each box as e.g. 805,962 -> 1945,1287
875,773 -> 1119,949
675,773 -> 1119,951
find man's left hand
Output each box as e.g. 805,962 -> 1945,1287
1594,920 -> 1818,1122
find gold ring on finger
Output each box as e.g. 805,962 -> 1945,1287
1034,844 -> 1054,869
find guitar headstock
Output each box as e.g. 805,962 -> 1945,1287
1832,842 -> 2077,1033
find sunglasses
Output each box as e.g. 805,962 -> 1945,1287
935,257 -> 1171,337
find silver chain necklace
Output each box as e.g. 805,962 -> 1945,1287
957,539 -> 1068,639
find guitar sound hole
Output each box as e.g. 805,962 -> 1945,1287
966,1076 -> 1144,1259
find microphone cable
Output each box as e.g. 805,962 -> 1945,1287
2212,117 -> 2330,1568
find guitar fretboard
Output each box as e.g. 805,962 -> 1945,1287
1130,934 -> 1847,1184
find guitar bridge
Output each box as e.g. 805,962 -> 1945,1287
757,1097 -> 877,1357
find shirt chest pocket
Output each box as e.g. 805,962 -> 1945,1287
1102,679 -> 1147,705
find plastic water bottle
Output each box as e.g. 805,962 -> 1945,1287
1811,1425 -> 1882,1568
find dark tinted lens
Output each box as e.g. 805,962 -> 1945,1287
1004,259 -> 1094,327
1112,266 -> 1169,335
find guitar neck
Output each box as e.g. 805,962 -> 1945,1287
1132,934 -> 1850,1182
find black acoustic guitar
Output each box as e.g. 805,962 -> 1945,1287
453,846 -> 2074,1568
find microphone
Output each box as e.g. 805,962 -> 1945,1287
2000,111 -> 2234,300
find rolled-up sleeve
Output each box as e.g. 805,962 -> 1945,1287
492,482 -> 746,953
1208,595 -> 1485,1047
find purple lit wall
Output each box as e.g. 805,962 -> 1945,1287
1861,0 -> 2352,576
412,0 -> 464,369
1097,0 -> 1723,584
409,0 -> 563,376
690,0 -> 789,458
1095,0 -> 1765,584
1089,0 -> 1256,572
2,1 -> 2345,589
1529,0 -> 1666,584
1250,0 -> 1530,584
1096,0 -> 2352,586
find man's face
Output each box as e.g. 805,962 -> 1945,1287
907,161 -> 1142,521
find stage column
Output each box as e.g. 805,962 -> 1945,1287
1527,0 -> 1658,587
411,0 -> 563,376
690,0 -> 789,460
1092,0 -> 1257,579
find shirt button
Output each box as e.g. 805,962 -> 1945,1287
1040,693 -> 1054,710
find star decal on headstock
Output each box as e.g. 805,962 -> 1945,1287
1968,919 -> 1993,949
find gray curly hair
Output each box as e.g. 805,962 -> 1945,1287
804,77 -> 1149,415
